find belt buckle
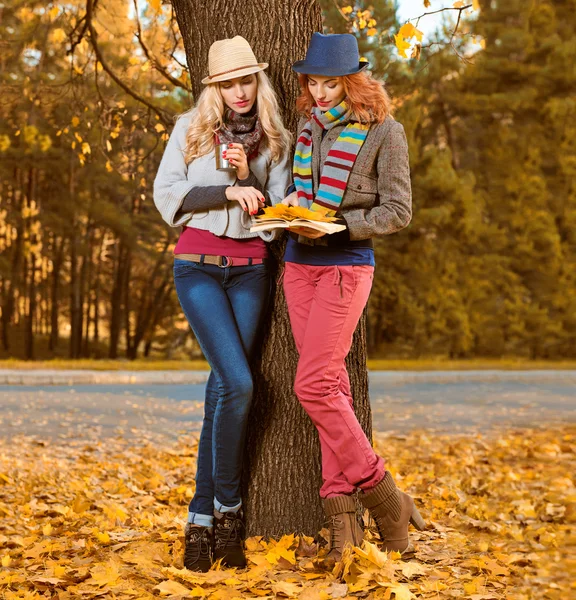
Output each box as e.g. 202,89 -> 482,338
219,256 -> 232,268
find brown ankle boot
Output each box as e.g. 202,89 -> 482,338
360,473 -> 425,554
322,495 -> 364,566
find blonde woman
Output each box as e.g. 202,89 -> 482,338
154,36 -> 291,571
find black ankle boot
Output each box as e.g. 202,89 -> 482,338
213,510 -> 246,568
184,524 -> 212,572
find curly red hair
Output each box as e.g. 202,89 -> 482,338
295,71 -> 392,124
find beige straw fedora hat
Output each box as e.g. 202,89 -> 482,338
202,36 -> 268,85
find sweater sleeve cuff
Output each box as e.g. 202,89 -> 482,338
237,171 -> 264,193
179,185 -> 228,214
237,170 -> 270,205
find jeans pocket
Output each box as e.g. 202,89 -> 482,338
173,259 -> 200,278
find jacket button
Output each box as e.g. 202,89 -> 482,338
357,185 -> 362,190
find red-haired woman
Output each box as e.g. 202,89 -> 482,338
282,33 -> 424,562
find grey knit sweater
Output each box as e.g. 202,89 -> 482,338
153,113 -> 290,241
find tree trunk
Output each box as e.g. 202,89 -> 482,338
109,239 -> 128,359
1,172 -> 25,351
172,0 -> 316,133
49,236 -> 64,352
171,0 -> 372,538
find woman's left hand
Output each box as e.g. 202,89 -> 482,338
224,143 -> 249,180
289,226 -> 326,239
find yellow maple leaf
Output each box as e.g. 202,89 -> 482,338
424,0 -> 431,7
245,536 -> 264,552
276,533 -> 296,549
1,555 -> 11,567
453,1 -> 465,7
53,565 -> 66,578
42,523 -> 52,536
399,23 -> 423,42
354,541 -> 388,568
378,582 -> 415,600
367,28 -> 378,36
95,531 -> 110,544
341,6 -> 353,15
394,33 -> 411,59
89,561 -> 121,587
155,579 -> 192,596
473,0 -> 481,8
271,581 -> 302,597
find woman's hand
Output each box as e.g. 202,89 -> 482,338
224,143 -> 249,180
281,191 -> 299,207
225,186 -> 265,215
289,226 -> 326,239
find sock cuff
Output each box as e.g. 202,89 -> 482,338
188,512 -> 214,527
214,498 -> 242,514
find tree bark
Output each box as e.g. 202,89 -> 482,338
172,0 -> 317,133
171,0 -> 372,537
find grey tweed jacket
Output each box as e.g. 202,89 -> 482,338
297,115 -> 412,244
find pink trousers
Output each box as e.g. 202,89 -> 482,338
283,262 -> 385,498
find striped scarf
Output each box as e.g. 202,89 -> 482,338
293,100 -> 370,216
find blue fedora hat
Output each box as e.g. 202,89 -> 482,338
292,33 -> 369,76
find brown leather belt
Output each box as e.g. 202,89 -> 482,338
174,253 -> 267,267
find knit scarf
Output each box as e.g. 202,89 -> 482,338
217,106 -> 263,160
293,100 -> 370,215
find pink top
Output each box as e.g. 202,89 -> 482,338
174,227 -> 267,258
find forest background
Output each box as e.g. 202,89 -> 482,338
1,0 -> 574,363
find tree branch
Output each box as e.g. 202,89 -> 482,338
85,0 -> 172,128
411,4 -> 474,61
412,4 -> 473,27
68,0 -> 99,56
132,0 -> 192,93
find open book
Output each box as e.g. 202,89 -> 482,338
250,205 -> 346,235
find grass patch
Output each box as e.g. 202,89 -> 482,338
0,359 -> 210,371
0,357 -> 575,371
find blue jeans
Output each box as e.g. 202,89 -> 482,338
173,258 -> 270,518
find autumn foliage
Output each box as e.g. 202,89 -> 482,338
0,427 -> 573,598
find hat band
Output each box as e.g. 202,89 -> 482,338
208,64 -> 261,80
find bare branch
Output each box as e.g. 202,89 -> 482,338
412,4 -> 473,28
451,8 -> 464,43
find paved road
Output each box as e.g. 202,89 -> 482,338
0,371 -> 573,440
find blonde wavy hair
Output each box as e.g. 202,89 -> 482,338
183,71 -> 291,164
